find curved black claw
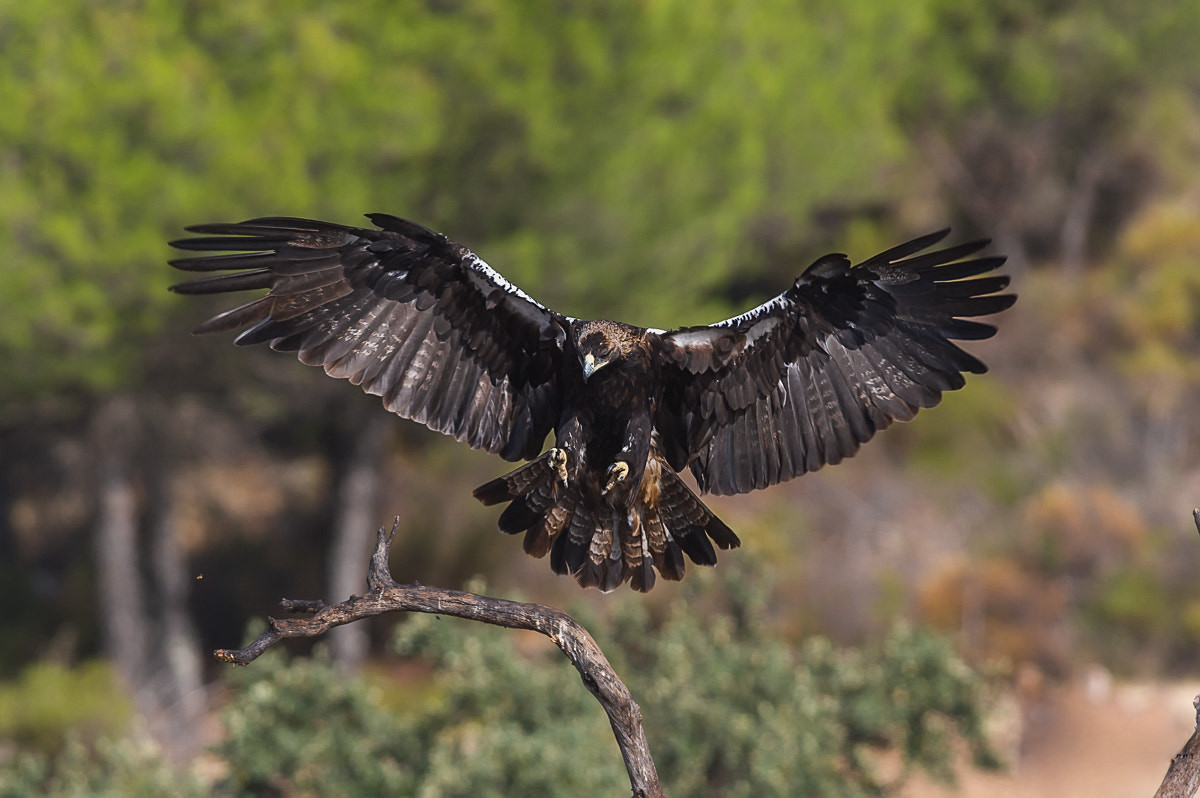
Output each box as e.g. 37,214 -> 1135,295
603,460 -> 630,495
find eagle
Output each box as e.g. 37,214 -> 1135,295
170,215 -> 1013,592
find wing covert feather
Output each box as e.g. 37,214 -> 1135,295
657,231 -> 1014,495
171,215 -> 567,461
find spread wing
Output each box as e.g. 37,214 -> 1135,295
656,230 -> 1015,495
170,215 -> 568,461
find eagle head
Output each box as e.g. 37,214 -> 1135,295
572,320 -> 633,381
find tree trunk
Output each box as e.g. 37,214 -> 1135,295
1060,150 -> 1107,275
327,414 -> 389,673
147,412 -> 206,760
916,130 -> 1030,273
92,398 -> 152,704
93,397 -> 208,758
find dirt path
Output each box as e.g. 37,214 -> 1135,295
907,676 -> 1199,797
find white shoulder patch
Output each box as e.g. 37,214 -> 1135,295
664,329 -> 721,347
463,252 -> 548,311
712,292 -> 790,329
462,252 -> 577,327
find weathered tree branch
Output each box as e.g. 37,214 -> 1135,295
1155,695 -> 1200,798
215,520 -> 665,798
1152,509 -> 1200,798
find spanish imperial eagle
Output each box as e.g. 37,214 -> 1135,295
170,216 -> 1013,592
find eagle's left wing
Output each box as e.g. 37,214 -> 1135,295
170,215 -> 568,462
655,230 -> 1015,495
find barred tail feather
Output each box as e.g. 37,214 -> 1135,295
622,511 -> 658,593
634,465 -> 739,590
473,452 -> 579,560
551,506 -> 594,578
472,456 -> 556,507
473,451 -> 741,592
525,502 -> 574,559
653,466 -> 740,567
576,516 -> 625,592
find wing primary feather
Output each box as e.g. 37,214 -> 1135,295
885,240 -> 988,273
172,215 -> 565,461
858,229 -> 951,266
192,297 -> 272,336
169,269 -> 273,295
935,275 -> 1010,298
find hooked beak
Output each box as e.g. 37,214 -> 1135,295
582,353 -> 603,381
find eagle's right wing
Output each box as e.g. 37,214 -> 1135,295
170,215 -> 567,461
656,230 -> 1014,495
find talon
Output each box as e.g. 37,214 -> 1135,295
549,448 -> 569,486
603,461 -> 630,495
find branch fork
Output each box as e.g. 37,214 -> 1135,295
215,520 -> 664,798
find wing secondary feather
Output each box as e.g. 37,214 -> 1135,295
657,230 -> 1015,494
170,215 -> 567,461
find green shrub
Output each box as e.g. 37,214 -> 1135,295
2,569 -> 996,797
0,661 -> 132,755
206,567 -> 997,796
213,651 -> 420,796
597,571 -> 999,796
0,735 -> 207,798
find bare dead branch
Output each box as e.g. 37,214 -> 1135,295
1153,510 -> 1200,798
1154,695 -> 1200,798
214,520 -> 665,798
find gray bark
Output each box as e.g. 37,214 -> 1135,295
328,414 -> 389,673
92,399 -> 151,698
148,434 -> 205,759
218,523 -> 666,798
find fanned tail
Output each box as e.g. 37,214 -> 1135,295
626,458 -> 740,592
473,452 -> 577,560
473,452 -> 740,592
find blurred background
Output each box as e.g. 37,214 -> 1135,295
3,0 -> 1200,795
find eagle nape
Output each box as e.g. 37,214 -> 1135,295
170,216 -> 1014,593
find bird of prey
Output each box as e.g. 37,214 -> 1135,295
170,215 -> 1013,592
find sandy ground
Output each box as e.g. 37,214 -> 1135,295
906,673 -> 1200,797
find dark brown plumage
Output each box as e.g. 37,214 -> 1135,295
170,215 -> 1014,592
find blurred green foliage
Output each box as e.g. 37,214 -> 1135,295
1107,203 -> 1200,392
1088,567 -> 1170,644
0,735 -> 208,798
601,572 -> 999,795
214,651 -> 420,795
898,376 -> 1019,491
204,568 -> 993,792
0,569 -> 997,796
0,0 -> 1030,407
0,661 -> 132,755
211,571 -> 994,797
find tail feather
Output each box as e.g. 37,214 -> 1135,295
576,522 -> 618,591
524,502 -> 574,558
551,508 -> 593,577
622,513 -> 658,593
655,468 -> 740,560
645,513 -> 686,582
474,450 -> 741,592
497,497 -> 541,535
600,552 -> 626,592
472,456 -> 555,506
